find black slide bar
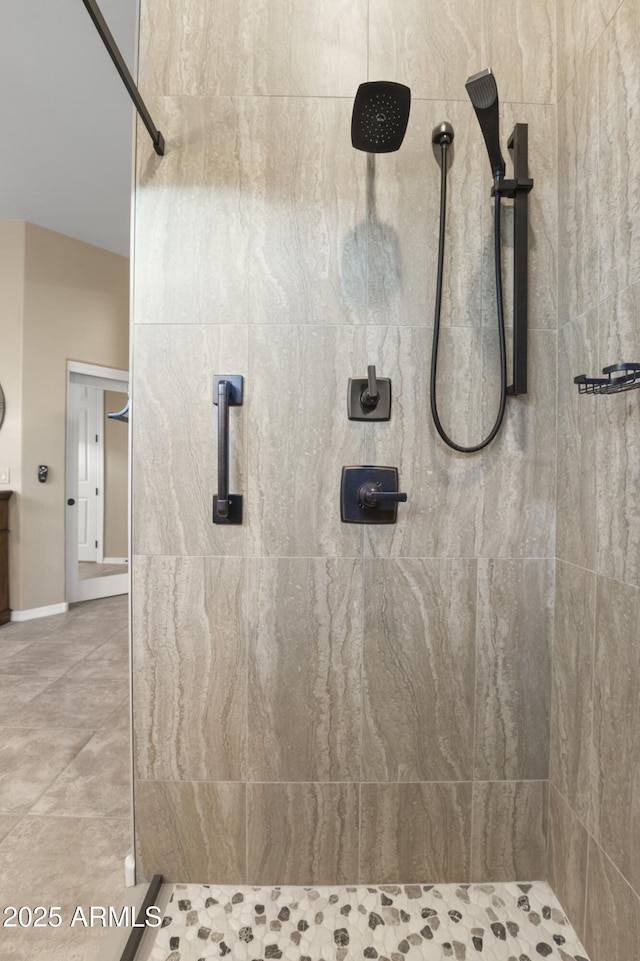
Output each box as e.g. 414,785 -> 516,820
81,0 -> 165,156
118,873 -> 164,961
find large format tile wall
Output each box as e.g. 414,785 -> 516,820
551,0 -> 640,958
131,0 -> 557,885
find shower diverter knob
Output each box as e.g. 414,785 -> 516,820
340,466 -> 407,524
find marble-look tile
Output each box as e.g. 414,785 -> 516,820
68,639 -> 129,681
0,676 -> 55,725
362,558 -> 476,782
585,838 -> 640,961
363,326 -> 484,559
369,0 -> 481,100
30,726 -> 130,819
134,97 -> 251,326
359,782 -> 472,884
9,676 -> 126,730
548,785 -> 589,942
247,783 -> 359,885
598,0 -> 640,301
247,558 -> 361,782
592,575 -> 640,893
558,49 -> 599,326
475,559 -> 553,781
483,0 -> 555,104
557,311 -> 598,567
550,561 -> 595,825
556,0 -> 622,97
139,0 -> 367,98
135,780 -> 245,883
597,282 -> 640,586
482,103 -> 558,332
478,331 -> 556,558
471,781 -> 548,882
249,97 -> 365,326
0,815 -> 19,843
99,698 -> 130,734
132,325 -> 247,556
0,728 -> 89,814
247,326 -> 364,557
367,100 -> 483,329
0,639 -> 101,677
0,816 -> 130,961
133,555 -> 246,782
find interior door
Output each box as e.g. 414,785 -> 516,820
76,385 -> 100,562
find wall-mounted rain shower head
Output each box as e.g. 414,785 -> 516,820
351,81 -> 411,153
465,68 -> 505,178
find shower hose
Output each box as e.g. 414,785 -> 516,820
431,140 -> 507,452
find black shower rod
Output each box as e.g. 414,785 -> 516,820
81,0 -> 165,156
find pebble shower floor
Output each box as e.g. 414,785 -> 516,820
145,880 -> 590,961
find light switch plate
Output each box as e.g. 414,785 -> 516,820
0,468 -> 9,484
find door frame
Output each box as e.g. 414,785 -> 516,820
65,361 -> 129,603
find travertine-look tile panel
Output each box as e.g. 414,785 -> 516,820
132,324 -> 248,557
479,331 -> 556,559
598,0 -> 640,301
556,0 -> 621,96
585,839 -> 640,961
548,785 -> 590,942
550,561 -> 595,825
475,559 -> 553,782
134,97 -> 252,327
247,558 -> 361,782
557,312 -> 598,567
558,49 -> 599,325
483,0 -> 556,103
596,282 -> 640,587
248,97 -> 365,326
247,326 -> 364,558
368,0 -> 481,101
247,783 -> 359,885
133,555 -> 246,783
471,781 -> 548,882
135,780 -> 246,883
359,783 -> 472,884
362,558 -> 476,782
139,0 -> 367,98
592,575 -> 640,895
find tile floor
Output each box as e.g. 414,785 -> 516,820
0,595 -> 131,960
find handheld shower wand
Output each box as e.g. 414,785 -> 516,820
465,68 -> 505,180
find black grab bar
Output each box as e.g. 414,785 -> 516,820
213,375 -> 243,525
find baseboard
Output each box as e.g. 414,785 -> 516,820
11,602 -> 69,622
103,557 -> 128,565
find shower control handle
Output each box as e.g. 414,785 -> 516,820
358,482 -> 407,510
361,365 -> 379,409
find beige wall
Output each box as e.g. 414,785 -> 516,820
132,0 -> 558,885
103,390 -> 128,559
1,222 -> 129,613
551,0 -> 640,957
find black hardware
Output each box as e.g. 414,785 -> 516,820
212,375 -> 243,525
341,466 -> 407,523
493,123 -> 533,396
574,362 -> 640,395
351,81 -> 411,153
67,498 -> 75,506
107,400 -> 130,422
80,0 -> 165,156
38,465 -> 48,483
347,366 -> 391,421
117,874 -> 163,961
